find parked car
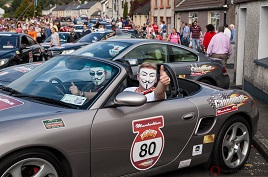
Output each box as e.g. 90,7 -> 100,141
47,30 -> 115,57
41,32 -> 71,48
0,32 -> 45,69
0,55 -> 258,176
72,39 -> 230,88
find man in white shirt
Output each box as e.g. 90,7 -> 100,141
224,24 -> 231,39
124,62 -> 170,102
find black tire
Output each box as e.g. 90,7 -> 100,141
211,115 -> 251,174
0,148 -> 67,177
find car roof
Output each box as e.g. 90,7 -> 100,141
103,38 -> 200,53
0,32 -> 22,37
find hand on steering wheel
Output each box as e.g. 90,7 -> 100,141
49,77 -> 68,95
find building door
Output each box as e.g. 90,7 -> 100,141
236,8 -> 247,85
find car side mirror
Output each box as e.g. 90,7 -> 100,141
114,91 -> 146,106
125,58 -> 139,66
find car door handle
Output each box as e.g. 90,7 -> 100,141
182,112 -> 196,120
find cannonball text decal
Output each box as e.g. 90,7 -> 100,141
208,93 -> 249,116
130,116 -> 164,170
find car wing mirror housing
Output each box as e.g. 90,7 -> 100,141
114,91 -> 146,106
125,58 -> 139,66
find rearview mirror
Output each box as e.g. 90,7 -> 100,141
125,58 -> 139,66
114,91 -> 146,106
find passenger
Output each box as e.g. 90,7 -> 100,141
69,63 -> 108,99
124,62 -> 170,101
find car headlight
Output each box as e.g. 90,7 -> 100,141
0,58 -> 10,66
61,50 -> 75,54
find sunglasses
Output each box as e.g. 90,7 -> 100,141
90,71 -> 104,76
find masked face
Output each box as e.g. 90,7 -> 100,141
138,68 -> 157,89
89,67 -> 106,85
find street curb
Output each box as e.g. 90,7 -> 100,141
252,131 -> 268,162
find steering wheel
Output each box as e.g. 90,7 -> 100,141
49,77 -> 67,94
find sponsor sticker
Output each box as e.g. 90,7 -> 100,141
178,75 -> 186,79
130,116 -> 165,170
192,144 -> 203,156
0,71 -> 9,76
203,134 -> 215,144
187,64 -> 216,76
43,118 -> 65,129
61,94 -> 87,106
29,51 -> 33,63
207,93 -> 249,116
0,94 -> 24,111
13,66 -> 32,73
178,159 -> 191,169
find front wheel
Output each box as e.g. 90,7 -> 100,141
0,148 -> 67,177
211,115 -> 251,173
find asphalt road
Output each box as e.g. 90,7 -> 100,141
155,145 -> 268,177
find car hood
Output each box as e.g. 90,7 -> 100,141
0,49 -> 17,58
41,42 -> 68,49
48,42 -> 87,51
0,93 -> 72,122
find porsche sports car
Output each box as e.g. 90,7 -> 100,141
0,55 -> 258,177
72,39 -> 230,89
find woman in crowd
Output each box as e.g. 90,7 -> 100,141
167,28 -> 181,44
203,24 -> 216,53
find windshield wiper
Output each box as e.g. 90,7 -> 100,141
0,85 -> 21,94
12,94 -> 78,109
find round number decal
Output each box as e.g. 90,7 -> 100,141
130,116 -> 165,170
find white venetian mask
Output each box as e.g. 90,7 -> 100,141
138,68 -> 157,89
89,67 -> 106,85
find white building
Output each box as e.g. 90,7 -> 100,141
0,8 -> 5,18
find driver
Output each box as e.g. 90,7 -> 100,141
124,62 -> 170,101
69,63 -> 107,99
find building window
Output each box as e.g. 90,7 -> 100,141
154,0 -> 158,9
154,16 -> 157,23
166,0 -> 171,8
258,6 -> 268,59
209,12 -> 220,32
188,12 -> 198,25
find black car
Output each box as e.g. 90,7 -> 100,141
0,32 -> 45,69
47,30 -> 115,56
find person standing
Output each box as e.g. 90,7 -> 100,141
161,21 -> 167,40
167,28 -> 181,44
16,23 -> 23,33
82,24 -> 91,37
50,27 -> 60,47
206,26 -> 232,66
190,21 -> 203,51
229,24 -> 236,44
203,24 -> 216,52
27,25 -> 37,41
224,24 -> 231,39
182,22 -> 190,47
68,26 -> 79,42
152,21 -> 158,37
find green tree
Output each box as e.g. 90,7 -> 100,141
123,1 -> 128,19
15,0 -> 34,19
11,0 -> 23,12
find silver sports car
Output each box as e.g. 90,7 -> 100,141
0,55 -> 258,177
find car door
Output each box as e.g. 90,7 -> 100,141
167,45 -> 211,78
26,36 -> 40,62
91,93 -> 198,176
19,35 -> 33,63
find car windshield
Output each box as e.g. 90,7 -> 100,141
8,55 -> 119,109
0,36 -> 18,49
44,33 -> 69,43
75,25 -> 83,30
72,41 -> 131,59
78,32 -> 107,43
